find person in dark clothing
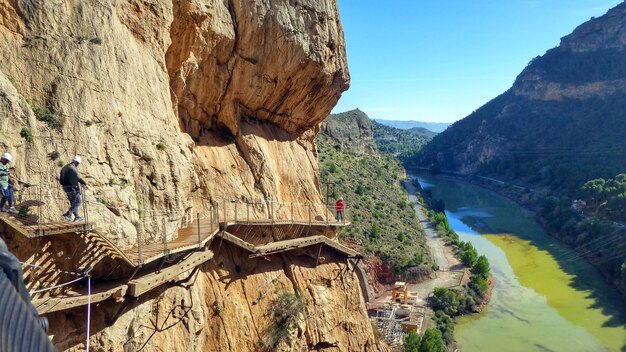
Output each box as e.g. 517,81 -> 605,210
59,156 -> 87,222
0,153 -> 18,214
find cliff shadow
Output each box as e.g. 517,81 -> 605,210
193,118 -> 304,148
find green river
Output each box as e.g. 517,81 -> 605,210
414,174 -> 626,352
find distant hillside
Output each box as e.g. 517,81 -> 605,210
407,126 -> 438,138
374,119 -> 451,133
318,110 -> 432,281
415,2 -> 626,196
372,120 -> 433,155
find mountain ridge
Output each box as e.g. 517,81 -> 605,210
374,118 -> 451,133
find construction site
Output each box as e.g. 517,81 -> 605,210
368,281 -> 426,347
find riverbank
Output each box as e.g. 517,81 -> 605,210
414,170 -> 626,299
415,173 -> 626,352
403,180 -> 495,349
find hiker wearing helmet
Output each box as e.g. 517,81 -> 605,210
59,156 -> 87,222
0,153 -> 18,214
335,196 -> 345,222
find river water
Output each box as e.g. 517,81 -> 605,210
414,174 -> 626,352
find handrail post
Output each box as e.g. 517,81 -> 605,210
223,198 -> 226,224
38,186 -> 42,234
82,185 -> 89,230
270,199 -> 274,225
291,202 -> 294,224
325,202 -> 329,225
162,217 -> 167,255
197,212 -> 201,248
234,202 -> 238,223
246,202 -> 250,225
308,203 -> 311,226
137,213 -> 143,264
215,203 -> 219,229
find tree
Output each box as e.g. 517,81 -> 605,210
434,311 -> 455,344
432,287 -> 460,316
473,255 -> 490,278
419,328 -> 445,352
461,246 -> 478,267
468,274 -> 488,300
403,331 -> 421,352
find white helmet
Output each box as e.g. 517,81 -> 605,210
1,153 -> 12,163
73,155 -> 82,164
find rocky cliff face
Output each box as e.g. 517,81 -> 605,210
320,109 -> 376,155
0,1 -> 385,350
48,244 -> 379,351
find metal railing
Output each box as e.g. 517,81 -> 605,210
209,198 -> 349,227
127,199 -> 348,265
7,184 -> 92,237
5,185 -> 350,266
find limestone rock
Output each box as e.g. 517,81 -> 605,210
0,0 -> 385,351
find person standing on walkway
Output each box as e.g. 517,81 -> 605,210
59,156 -> 87,222
335,196 -> 345,222
0,153 -> 18,214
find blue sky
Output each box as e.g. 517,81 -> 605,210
332,0 -> 624,122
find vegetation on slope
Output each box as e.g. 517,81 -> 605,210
535,195 -> 626,295
529,47 -> 626,85
414,90 -> 626,195
317,128 -> 431,277
579,174 -> 626,221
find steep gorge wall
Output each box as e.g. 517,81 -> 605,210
47,244 -> 379,351
0,0 -> 385,350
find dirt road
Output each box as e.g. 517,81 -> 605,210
402,180 -> 464,331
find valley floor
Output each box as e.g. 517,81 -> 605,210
403,181 -> 466,333
369,181 -> 465,333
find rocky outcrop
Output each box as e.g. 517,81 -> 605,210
320,109 -> 376,155
0,0 -> 385,351
514,3 -> 626,101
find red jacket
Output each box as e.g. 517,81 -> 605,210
335,200 -> 345,211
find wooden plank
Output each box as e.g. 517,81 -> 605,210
0,214 -> 31,237
128,250 -> 213,298
33,285 -> 128,315
217,231 -> 256,252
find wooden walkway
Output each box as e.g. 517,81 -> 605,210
0,209 -> 356,315
0,213 -> 93,237
217,231 -> 360,258
32,251 -> 214,314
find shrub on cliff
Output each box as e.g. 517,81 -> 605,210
267,292 -> 304,348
